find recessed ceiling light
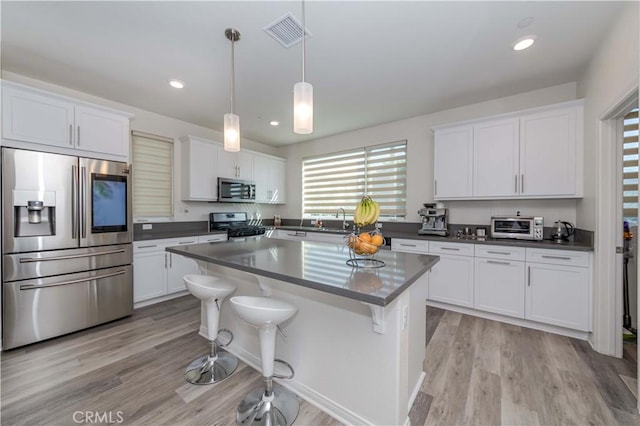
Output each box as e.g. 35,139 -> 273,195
513,36 -> 536,51
169,79 -> 184,89
270,121 -> 280,126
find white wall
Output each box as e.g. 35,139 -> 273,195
1,71 -> 283,223
576,2 -> 639,231
278,82 -> 579,225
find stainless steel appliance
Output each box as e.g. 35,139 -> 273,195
2,148 -> 133,349
217,178 -> 256,203
550,220 -> 575,242
210,212 -> 265,238
490,215 -> 544,241
418,203 -> 449,236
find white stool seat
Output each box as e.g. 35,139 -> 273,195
184,274 -> 236,301
183,274 -> 239,386
230,296 -> 297,326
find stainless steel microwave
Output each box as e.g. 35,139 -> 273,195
217,177 -> 256,203
490,216 -> 544,241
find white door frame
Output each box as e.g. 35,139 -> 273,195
595,86 -> 638,412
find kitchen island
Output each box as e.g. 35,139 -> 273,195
167,237 -> 439,426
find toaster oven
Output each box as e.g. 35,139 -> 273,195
490,216 -> 544,241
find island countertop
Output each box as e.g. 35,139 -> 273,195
166,237 -> 439,307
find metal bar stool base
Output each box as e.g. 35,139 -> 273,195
236,383 -> 299,426
184,349 -> 238,385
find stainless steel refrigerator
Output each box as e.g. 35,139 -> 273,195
2,147 -> 133,349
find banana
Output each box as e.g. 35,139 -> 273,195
354,201 -> 363,226
370,200 -> 380,224
359,199 -> 370,226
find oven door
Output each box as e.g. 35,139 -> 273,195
491,218 -> 533,239
217,178 -> 255,203
79,157 -> 132,247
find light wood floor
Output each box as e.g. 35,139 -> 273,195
1,298 -> 638,426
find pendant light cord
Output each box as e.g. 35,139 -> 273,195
230,36 -> 235,114
302,0 -> 306,83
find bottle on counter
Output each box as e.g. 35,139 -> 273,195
274,215 -> 282,227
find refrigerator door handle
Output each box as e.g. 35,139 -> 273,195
72,165 -> 78,239
19,270 -> 126,290
19,248 -> 126,263
81,166 -> 87,239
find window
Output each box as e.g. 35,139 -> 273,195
623,109 -> 639,225
131,131 -> 174,218
302,140 -> 407,219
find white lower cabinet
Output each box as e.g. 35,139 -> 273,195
428,254 -> 474,308
390,238 -> 592,335
526,260 -> 590,331
474,258 -> 525,318
133,234 -> 226,304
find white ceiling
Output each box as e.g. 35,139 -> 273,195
1,1 -> 625,146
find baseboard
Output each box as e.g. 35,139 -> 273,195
133,291 -> 189,309
225,344 -> 376,426
408,371 -> 426,411
426,301 -> 591,341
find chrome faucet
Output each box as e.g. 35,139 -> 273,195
336,207 -> 348,230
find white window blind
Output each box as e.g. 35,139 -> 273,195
623,109 -> 639,224
302,140 -> 407,219
131,131 -> 174,218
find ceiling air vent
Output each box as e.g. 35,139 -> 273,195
263,12 -> 311,48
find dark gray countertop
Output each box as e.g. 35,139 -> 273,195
135,230 -> 226,241
166,237 -> 439,307
268,226 -> 593,252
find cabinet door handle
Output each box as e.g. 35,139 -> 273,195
178,241 -> 196,244
137,244 -> 158,249
521,174 -> 524,193
170,253 -> 172,268
69,124 -> 73,145
487,251 -> 511,256
528,266 -> 531,286
434,180 -> 438,196
515,175 -> 518,193
165,253 -> 168,269
440,247 -> 460,251
541,255 -> 572,261
487,260 -> 510,265
400,243 -> 417,247
77,126 -> 81,146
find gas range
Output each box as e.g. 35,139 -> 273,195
209,212 -> 265,238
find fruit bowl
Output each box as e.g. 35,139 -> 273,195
345,231 -> 386,268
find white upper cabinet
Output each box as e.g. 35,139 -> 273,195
519,105 -> 579,197
254,154 -> 287,204
218,149 -> 253,180
180,135 -> 287,203
180,135 -> 218,201
2,81 -> 132,161
433,126 -> 473,198
433,100 -> 583,200
473,118 -> 520,197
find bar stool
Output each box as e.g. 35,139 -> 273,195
183,274 -> 239,385
230,296 -> 299,426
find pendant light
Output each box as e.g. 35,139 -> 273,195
294,0 -> 313,134
224,28 -> 241,152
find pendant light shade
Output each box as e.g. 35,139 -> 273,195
224,113 -> 240,152
224,28 -> 241,152
294,81 -> 313,134
294,0 -> 313,135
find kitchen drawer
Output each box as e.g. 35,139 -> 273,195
526,248 -> 589,268
429,241 -> 474,256
198,233 -> 227,243
475,245 -> 526,261
134,236 -> 199,253
391,238 -> 429,254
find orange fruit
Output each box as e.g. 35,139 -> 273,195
370,234 -> 384,247
358,232 -> 372,243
